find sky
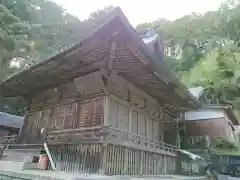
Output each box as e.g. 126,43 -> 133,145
52,0 -> 225,26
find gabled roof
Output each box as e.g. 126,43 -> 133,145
0,112 -> 23,129
188,86 -> 204,99
0,7 -> 200,108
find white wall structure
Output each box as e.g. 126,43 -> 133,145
185,109 -> 225,121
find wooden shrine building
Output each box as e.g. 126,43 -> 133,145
0,7 -> 200,175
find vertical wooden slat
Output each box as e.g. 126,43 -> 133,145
138,112 -> 145,145
118,103 -> 129,135
154,120 -> 160,142
103,96 -> 109,125
140,150 -> 143,175
77,100 -> 91,127
131,110 -> 138,144
45,143 -> 177,175
147,117 -> 153,147
154,153 -> 157,174
164,155 -> 167,174
123,146 -> 128,174
64,103 -> 78,128
108,99 -> 118,128
91,98 -> 103,126
128,107 -> 132,142
101,144 -> 107,175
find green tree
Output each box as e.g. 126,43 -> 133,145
137,0 -> 240,110
0,4 -> 33,81
0,0 -> 114,115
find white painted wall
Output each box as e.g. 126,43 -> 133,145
185,109 -> 225,121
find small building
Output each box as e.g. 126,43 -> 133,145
0,112 -> 23,144
0,7 -> 199,175
186,105 -> 237,139
179,87 -> 239,155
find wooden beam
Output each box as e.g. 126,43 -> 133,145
127,44 -> 149,65
107,72 -> 157,104
126,44 -> 170,84
108,41 -> 117,72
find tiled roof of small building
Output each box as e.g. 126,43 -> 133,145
0,112 -> 23,129
188,86 -> 204,99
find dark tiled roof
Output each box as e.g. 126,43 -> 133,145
0,7 -> 200,108
0,112 -> 23,129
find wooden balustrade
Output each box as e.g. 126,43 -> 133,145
105,126 -> 178,153
44,125 -> 178,153
5,125 -> 178,175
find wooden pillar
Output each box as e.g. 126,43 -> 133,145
103,95 -> 109,125
16,96 -> 31,144
154,153 -> 157,174
164,155 -> 167,174
140,150 -> 143,175
128,106 -> 132,142
0,89 -> 4,111
123,147 -> 128,175
176,119 -> 181,148
100,143 -> 108,175
16,115 -> 26,143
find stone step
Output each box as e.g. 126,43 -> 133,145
0,147 -> 42,171
0,161 -> 25,171
1,148 -> 41,161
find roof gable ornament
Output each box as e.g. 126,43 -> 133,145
140,23 -> 164,59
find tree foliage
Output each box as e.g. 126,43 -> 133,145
0,0 -> 114,115
137,0 -> 240,112
1,0 -> 114,81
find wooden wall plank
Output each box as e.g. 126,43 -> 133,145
118,103 -> 129,133
108,99 -> 118,128
131,110 -> 138,135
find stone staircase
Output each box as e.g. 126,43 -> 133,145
0,144 -> 43,171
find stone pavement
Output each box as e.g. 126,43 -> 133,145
0,160 -> 208,180
0,170 -> 209,180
